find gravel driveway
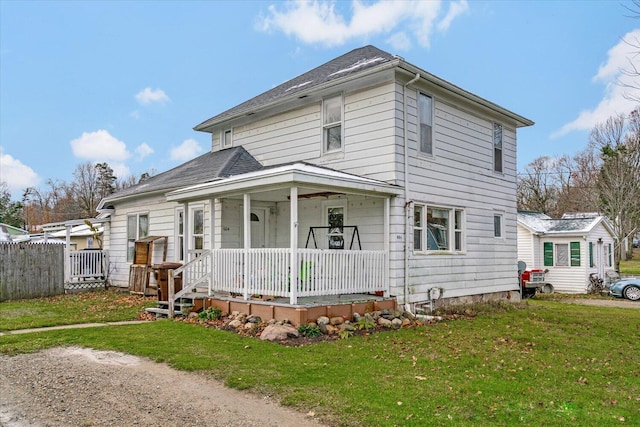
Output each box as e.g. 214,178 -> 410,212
0,347 -> 324,427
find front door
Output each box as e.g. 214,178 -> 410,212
251,208 -> 266,248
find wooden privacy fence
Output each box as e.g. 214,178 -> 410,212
0,242 -> 65,301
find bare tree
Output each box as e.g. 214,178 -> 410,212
72,162 -> 100,218
517,156 -> 558,214
591,109 -> 640,266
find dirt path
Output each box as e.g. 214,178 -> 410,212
0,346 -> 325,427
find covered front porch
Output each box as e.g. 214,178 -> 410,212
166,163 -> 402,307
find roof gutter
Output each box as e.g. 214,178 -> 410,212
396,64 -> 534,128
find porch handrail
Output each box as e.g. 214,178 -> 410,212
67,249 -> 108,282
210,248 -> 387,304
168,249 -> 211,317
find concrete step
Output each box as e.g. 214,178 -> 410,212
145,307 -> 183,317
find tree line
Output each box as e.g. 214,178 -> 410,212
517,108 -> 640,266
0,162 -> 151,232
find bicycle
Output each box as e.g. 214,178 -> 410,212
587,273 -> 605,294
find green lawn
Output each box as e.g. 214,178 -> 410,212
620,248 -> 640,275
0,290 -> 155,331
1,294 -> 638,427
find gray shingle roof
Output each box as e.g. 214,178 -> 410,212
518,211 -> 601,234
99,147 -> 262,206
194,45 -> 398,131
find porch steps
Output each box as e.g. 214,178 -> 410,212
145,291 -> 209,318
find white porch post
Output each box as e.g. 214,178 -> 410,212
243,194 -> 251,300
208,198 -> 221,296
384,197 -> 390,297
64,224 -> 71,283
290,186 -> 298,305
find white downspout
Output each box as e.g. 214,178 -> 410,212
403,73 -> 420,308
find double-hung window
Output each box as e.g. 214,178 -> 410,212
418,93 -> 433,155
493,214 -> 503,238
192,207 -> 204,252
127,213 -> 149,262
544,242 -> 580,267
493,122 -> 503,173
323,95 -> 342,152
222,129 -> 232,148
414,204 -> 464,252
176,208 -> 184,262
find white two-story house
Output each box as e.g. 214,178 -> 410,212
98,45 -> 533,321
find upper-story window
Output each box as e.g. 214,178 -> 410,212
493,122 -> 503,173
323,95 -> 342,152
419,93 -> 433,155
493,214 -> 503,238
222,129 -> 232,148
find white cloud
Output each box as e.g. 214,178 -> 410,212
70,130 -> 130,162
135,87 -> 170,105
135,143 -> 154,161
386,32 -> 412,51
257,0 -> 466,48
170,139 -> 203,162
552,29 -> 640,138
0,147 -> 39,195
437,0 -> 469,33
109,162 -> 131,180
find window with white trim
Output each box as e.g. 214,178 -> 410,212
555,243 -> 569,266
127,213 -> 149,262
192,207 -> 204,251
414,205 -> 423,251
418,93 -> 433,155
222,129 -> 232,148
323,95 -> 342,152
493,122 -> 503,173
326,205 -> 345,249
493,214 -> 503,238
176,208 -> 184,262
414,204 -> 464,252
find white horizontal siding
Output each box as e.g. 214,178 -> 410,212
107,196 -> 211,288
398,83 -> 519,303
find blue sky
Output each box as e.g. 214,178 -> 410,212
1,0 -> 638,199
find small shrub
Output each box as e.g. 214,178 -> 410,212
197,306 -> 222,321
298,324 -> 322,338
338,329 -> 353,339
355,317 -> 375,331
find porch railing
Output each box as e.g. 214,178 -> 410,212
67,249 -> 108,284
210,248 -> 387,303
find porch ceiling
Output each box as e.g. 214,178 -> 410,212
166,162 -> 403,202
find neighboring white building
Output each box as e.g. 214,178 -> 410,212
98,45 -> 534,308
517,211 -> 617,293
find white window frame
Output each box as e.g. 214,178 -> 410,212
222,129 -> 233,148
493,214 -> 503,238
413,204 -> 465,253
414,205 -> 423,251
555,243 -> 569,267
322,200 -> 347,250
322,94 -> 343,154
126,212 -> 149,262
493,122 -> 503,173
190,205 -> 205,255
418,92 -> 434,156
175,207 -> 184,262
